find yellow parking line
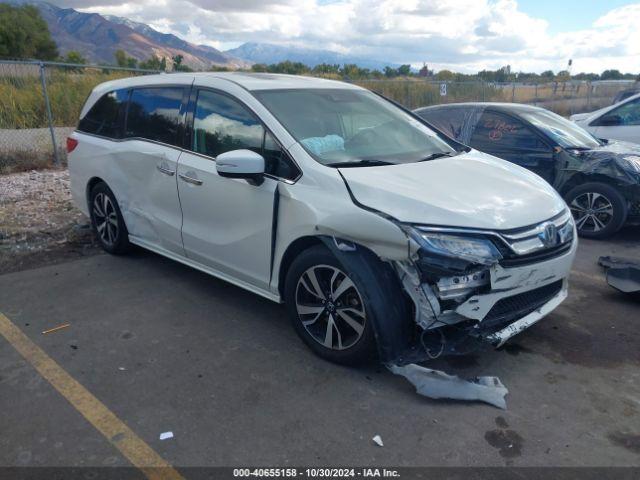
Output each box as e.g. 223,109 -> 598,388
0,312 -> 184,480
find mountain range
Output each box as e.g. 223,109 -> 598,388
29,2 -> 248,69
9,1 -> 398,71
225,42 -> 399,71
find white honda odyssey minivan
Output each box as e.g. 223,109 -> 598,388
69,73 -> 577,365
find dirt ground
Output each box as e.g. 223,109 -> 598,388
0,168 -> 100,274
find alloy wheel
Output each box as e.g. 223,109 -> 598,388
570,192 -> 614,233
295,265 -> 366,351
92,192 -> 118,246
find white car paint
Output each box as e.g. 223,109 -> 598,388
571,92 -> 640,144
69,72 -> 576,352
340,152 -> 566,229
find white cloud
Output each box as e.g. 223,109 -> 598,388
66,0 -> 640,73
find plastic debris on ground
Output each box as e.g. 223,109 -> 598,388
159,431 -> 174,441
372,435 -> 384,447
387,363 -> 509,409
41,323 -> 70,335
598,256 -> 640,295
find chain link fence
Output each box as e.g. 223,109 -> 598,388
0,60 -> 159,174
356,78 -> 635,115
0,59 -> 636,174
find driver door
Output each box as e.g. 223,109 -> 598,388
469,110 -> 556,183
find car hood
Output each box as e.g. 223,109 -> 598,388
570,112 -> 593,124
566,140 -> 640,183
339,151 -> 567,230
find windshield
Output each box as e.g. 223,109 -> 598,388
520,109 -> 602,149
253,88 -> 457,166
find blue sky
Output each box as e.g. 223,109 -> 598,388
518,0 -> 637,33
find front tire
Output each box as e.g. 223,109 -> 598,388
89,182 -> 131,254
284,245 -> 378,365
565,182 -> 628,239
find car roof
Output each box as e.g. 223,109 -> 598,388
91,72 -> 361,96
414,102 -> 543,114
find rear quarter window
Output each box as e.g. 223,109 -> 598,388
125,87 -> 185,146
415,107 -> 471,142
78,89 -> 128,138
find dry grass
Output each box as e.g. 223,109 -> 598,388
354,79 -> 505,109
0,68 -> 630,132
0,69 -> 138,129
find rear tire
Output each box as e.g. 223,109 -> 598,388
89,182 -> 131,254
284,245 -> 379,365
565,182 -> 627,239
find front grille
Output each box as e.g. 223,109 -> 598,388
630,200 -> 640,218
498,241 -> 573,267
479,280 -> 563,332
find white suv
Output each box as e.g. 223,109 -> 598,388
68,73 -> 577,365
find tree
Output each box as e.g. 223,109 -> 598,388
600,69 -> 623,80
435,69 -> 455,81
139,55 -> 167,71
312,63 -> 340,75
63,50 -> 87,65
60,50 -> 87,72
0,4 -> 58,60
397,64 -> 411,76
573,72 -> 599,81
383,66 -> 398,77
114,49 -> 137,68
171,54 -> 192,72
265,61 -> 309,75
340,63 -> 369,78
251,63 -> 269,72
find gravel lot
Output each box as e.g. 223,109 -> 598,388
0,168 -> 99,274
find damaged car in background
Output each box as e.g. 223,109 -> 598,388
69,73 -> 577,371
415,102 -> 640,239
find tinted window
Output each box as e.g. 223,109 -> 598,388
470,111 -> 546,152
608,98 -> 640,126
416,107 -> 470,141
263,132 -> 299,180
78,89 -> 128,138
192,90 -> 264,157
126,88 -> 184,146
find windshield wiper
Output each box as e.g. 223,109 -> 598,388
326,159 -> 395,168
418,151 -> 456,162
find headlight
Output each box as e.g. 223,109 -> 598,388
409,228 -> 502,266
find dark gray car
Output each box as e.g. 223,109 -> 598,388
415,103 -> 640,239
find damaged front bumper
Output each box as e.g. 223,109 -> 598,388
455,249 -> 574,346
395,216 -> 577,357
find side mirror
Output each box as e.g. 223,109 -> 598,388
596,114 -> 622,127
216,149 -> 265,184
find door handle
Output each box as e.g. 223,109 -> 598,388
156,164 -> 175,176
178,173 -> 203,185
